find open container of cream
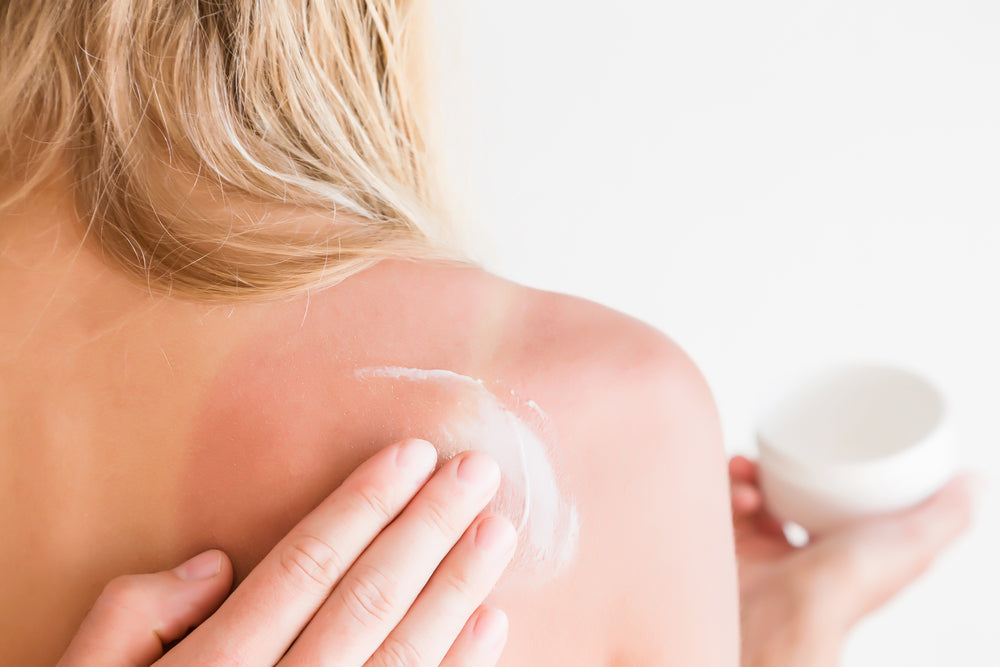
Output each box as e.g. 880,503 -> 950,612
756,363 -> 957,535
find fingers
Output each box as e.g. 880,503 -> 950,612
280,450 -> 502,665
730,456 -> 787,540
804,473 -> 978,626
729,455 -> 758,484
365,514 -> 516,667
731,482 -> 763,515
438,606 -> 510,667
163,439 -> 440,665
57,551 -> 232,667
729,456 -> 763,516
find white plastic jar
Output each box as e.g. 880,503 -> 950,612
756,363 -> 957,535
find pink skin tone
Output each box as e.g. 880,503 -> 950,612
180,301 -> 576,586
5,166 -> 975,667
731,455 -> 977,667
5,167 -> 743,665
58,441 -> 516,666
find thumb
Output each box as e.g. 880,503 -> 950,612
807,473 -> 979,627
58,550 -> 234,667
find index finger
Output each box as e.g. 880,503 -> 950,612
161,439 -> 439,666
728,455 -> 758,484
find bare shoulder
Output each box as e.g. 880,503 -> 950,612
495,285 -> 740,665
501,286 -> 711,399
494,284 -> 725,447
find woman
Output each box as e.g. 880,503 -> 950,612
0,0 -> 973,664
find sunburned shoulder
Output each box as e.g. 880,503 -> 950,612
490,285 -> 741,665
491,285 -> 716,426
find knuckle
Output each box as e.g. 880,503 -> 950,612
277,533 -> 348,595
92,575 -> 156,625
99,575 -> 149,612
437,567 -> 478,603
420,498 -> 460,538
352,480 -> 396,523
337,564 -> 401,626
374,636 -> 426,667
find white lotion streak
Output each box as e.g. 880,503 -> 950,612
355,366 -> 579,580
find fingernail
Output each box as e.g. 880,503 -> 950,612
457,452 -> 500,488
475,516 -> 517,553
174,550 -> 222,581
473,607 -> 508,647
396,439 -> 437,472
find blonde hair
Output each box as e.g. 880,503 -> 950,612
0,0 -> 460,299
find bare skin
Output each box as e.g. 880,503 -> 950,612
58,442 -> 517,666
730,456 -> 976,667
0,172 -> 739,665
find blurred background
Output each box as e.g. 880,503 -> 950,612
427,0 -> 999,664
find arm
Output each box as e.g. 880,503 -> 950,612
597,330 -> 740,664
526,298 -> 740,665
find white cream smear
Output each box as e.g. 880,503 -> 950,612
355,366 -> 579,582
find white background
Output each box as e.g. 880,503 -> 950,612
428,0 -> 999,664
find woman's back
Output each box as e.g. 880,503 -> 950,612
0,175 -> 739,665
